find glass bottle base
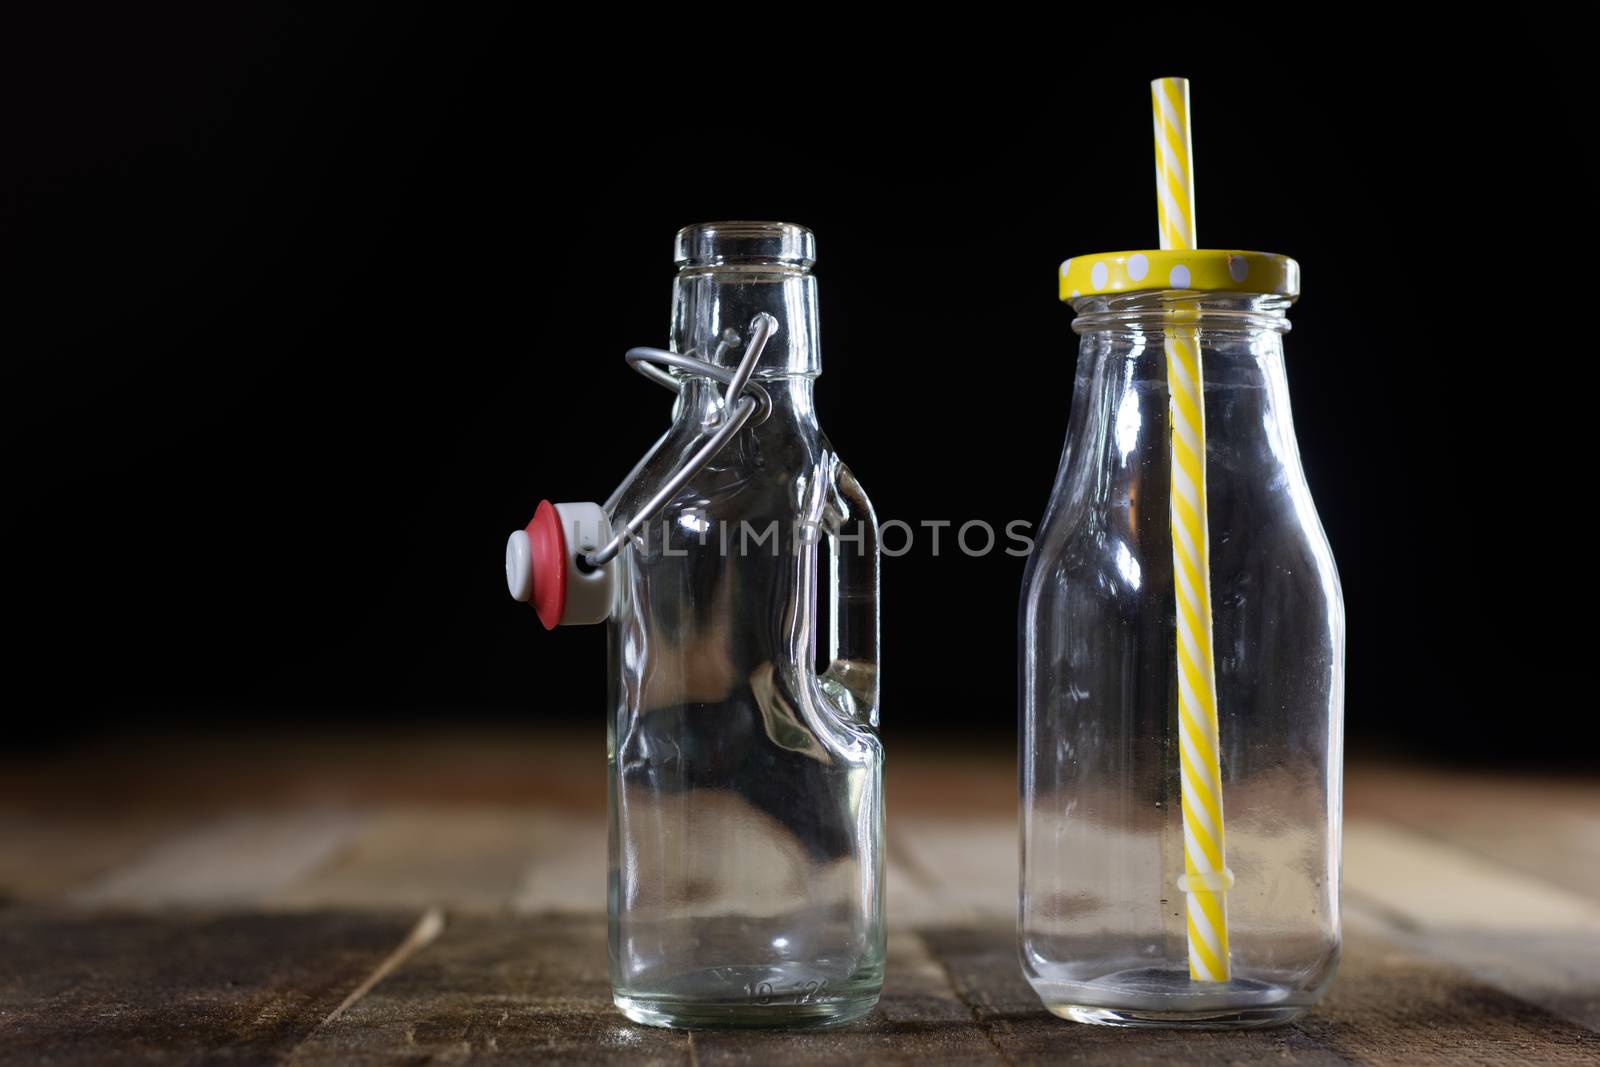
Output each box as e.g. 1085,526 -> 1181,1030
1029,964 -> 1314,1029
614,992 -> 879,1030
1047,1003 -> 1307,1029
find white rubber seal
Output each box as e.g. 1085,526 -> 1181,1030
505,529 -> 533,601
551,501 -> 614,626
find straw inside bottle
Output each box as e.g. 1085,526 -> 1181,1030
1152,75 -> 1234,984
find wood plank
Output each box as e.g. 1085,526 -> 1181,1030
71,809 -> 368,908
691,930 -> 1000,1066
919,923 -> 1350,1065
1301,927 -> 1600,1065
1345,907 -> 1600,1037
1343,819 -> 1600,932
1347,765 -> 1600,905
509,813 -> 608,913
884,745 -> 1013,818
1343,819 -> 1600,1031
273,808 -> 539,912
290,912 -> 689,1066
888,817 -> 1014,926
296,914 -> 999,1066
0,812 -> 185,903
2,741 -> 1595,1063
511,810 -> 1005,926
922,919 -> 1600,1065
0,909 -> 417,1066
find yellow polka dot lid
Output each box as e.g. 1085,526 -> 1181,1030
1058,249 -> 1299,303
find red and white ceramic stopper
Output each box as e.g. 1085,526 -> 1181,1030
505,500 -> 614,628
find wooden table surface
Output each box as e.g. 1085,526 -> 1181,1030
2,730 -> 1598,1065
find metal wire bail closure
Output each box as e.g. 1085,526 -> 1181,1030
583,313 -> 777,568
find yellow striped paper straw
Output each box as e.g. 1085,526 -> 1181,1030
1152,77 -> 1198,250
1152,75 -> 1234,984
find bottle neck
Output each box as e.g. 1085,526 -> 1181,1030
675,374 -> 818,428
1062,294 -> 1302,485
670,265 -> 822,378
1070,291 -> 1293,338
669,221 -> 822,378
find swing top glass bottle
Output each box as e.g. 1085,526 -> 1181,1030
607,222 -> 884,1029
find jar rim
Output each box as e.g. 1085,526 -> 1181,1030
1059,249 -> 1299,302
675,221 -> 816,270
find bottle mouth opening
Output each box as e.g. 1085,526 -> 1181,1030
674,221 -> 816,270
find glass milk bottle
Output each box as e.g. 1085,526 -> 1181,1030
1020,251 -> 1344,1027
504,222 -> 883,1029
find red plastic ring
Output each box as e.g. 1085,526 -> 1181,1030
527,499 -> 567,630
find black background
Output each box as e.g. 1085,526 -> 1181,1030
3,12 -> 1585,761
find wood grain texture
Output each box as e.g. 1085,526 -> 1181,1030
691,929 -> 1001,1066
273,808 -> 540,912
1301,928 -> 1600,1066
1342,817 -> 1600,1033
6,907 -> 1595,1066
923,923 -> 1600,1066
0,910 -> 415,1066
1347,764 -> 1600,905
888,816 -> 1014,925
1343,820 -> 1600,933
291,912 -> 690,1066
292,914 -> 1004,1066
2,742 -> 1598,1064
0,812 -> 182,903
73,810 -> 368,908
920,924 -> 1352,1065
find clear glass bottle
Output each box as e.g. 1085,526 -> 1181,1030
607,222 -> 884,1029
1020,262 -> 1344,1028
